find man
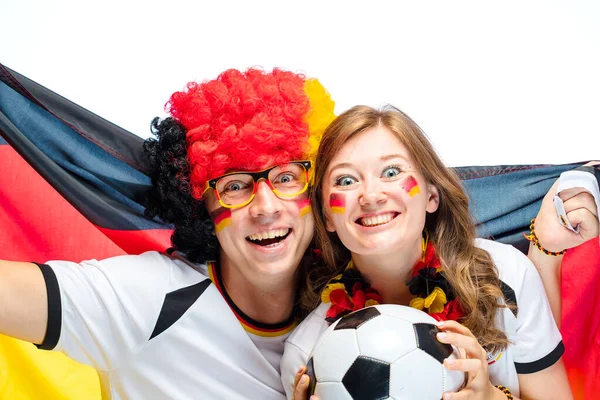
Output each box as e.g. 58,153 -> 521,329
0,67 -> 335,399
2,64 -> 598,399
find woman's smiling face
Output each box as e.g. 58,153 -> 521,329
321,126 -> 439,256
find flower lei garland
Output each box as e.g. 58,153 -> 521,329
321,263 -> 383,322
321,240 -> 464,323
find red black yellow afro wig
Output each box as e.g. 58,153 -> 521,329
167,68 -> 336,200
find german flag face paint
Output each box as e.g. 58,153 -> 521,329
296,198 -> 312,218
330,193 -> 346,214
401,176 -> 421,197
210,207 -> 232,233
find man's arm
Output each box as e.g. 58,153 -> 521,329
511,247 -> 573,399
527,248 -> 563,328
518,359 -> 573,400
527,166 -> 599,328
0,261 -> 48,344
2,253 -> 180,371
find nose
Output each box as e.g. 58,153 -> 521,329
248,180 -> 283,218
359,178 -> 387,207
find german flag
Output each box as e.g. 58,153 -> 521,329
0,63 -> 172,399
1,63 -> 598,399
561,238 -> 600,400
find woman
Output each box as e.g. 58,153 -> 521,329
281,105 -> 573,399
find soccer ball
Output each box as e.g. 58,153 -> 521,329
305,305 -> 465,399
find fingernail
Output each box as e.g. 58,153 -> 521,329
445,359 -> 455,366
300,375 -> 308,384
443,394 -> 452,400
297,366 -> 304,374
435,321 -> 445,327
437,332 -> 448,340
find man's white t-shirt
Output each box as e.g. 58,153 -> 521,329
280,239 -> 564,398
37,251 -> 295,400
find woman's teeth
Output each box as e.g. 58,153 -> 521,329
359,212 -> 396,227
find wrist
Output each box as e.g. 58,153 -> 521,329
494,385 -> 514,400
523,218 -> 567,256
527,242 -> 563,270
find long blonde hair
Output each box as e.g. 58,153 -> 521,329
300,105 -> 512,353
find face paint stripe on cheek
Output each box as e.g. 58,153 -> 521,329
210,207 -> 233,233
296,198 -> 312,217
401,176 -> 421,197
329,193 -> 346,214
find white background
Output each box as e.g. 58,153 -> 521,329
1,0 -> 598,166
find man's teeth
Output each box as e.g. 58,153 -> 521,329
247,228 -> 290,241
359,213 -> 395,227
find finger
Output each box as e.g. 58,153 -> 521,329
444,357 -> 483,373
559,186 -> 595,203
436,320 -> 476,338
566,209 -> 600,239
583,161 -> 600,167
565,207 -> 599,227
563,192 -> 599,218
292,374 -> 310,400
437,332 -> 485,359
293,366 -> 307,390
442,389 -> 473,400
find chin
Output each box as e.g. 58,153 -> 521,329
349,240 -> 408,257
255,256 -> 301,276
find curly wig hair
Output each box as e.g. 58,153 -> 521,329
143,68 -> 335,263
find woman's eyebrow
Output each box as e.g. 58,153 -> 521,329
380,154 -> 409,162
329,154 -> 409,173
329,161 -> 354,172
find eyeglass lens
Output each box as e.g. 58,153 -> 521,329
215,163 -> 307,205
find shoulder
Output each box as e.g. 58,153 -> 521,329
84,250 -> 203,271
286,303 -> 330,356
48,250 -> 178,270
474,238 -> 528,271
47,251 -> 209,293
474,238 -> 536,292
472,242 -> 564,370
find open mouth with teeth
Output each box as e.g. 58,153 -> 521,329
356,212 -> 399,227
246,228 -> 291,246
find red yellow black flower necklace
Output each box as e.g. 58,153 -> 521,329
321,235 -> 464,323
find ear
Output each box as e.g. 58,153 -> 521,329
426,184 -> 440,213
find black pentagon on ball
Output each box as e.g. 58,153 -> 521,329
334,306 -> 381,330
305,357 -> 317,399
342,356 -> 390,400
413,322 -> 453,363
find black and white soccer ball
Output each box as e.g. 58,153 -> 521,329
305,305 -> 465,400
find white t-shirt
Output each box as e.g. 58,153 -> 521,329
37,251 -> 295,400
280,239 -> 564,398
